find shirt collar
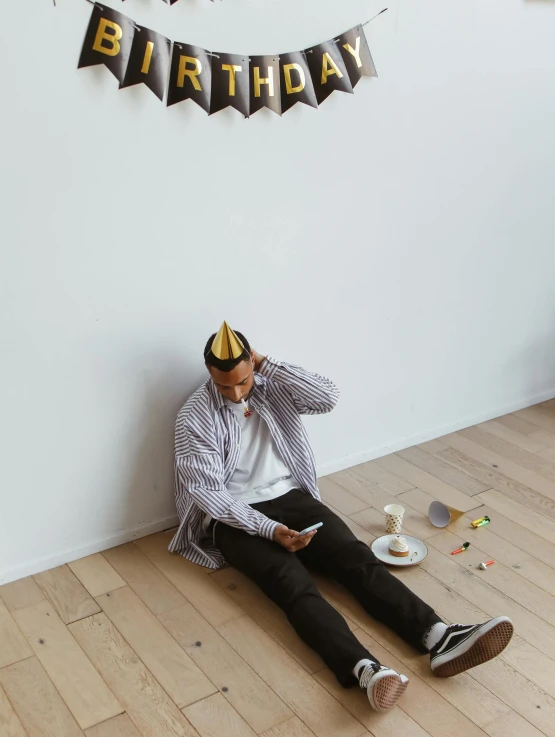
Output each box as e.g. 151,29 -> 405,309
206,372 -> 267,413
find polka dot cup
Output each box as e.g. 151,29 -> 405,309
384,504 -> 405,534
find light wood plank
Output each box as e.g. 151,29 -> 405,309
437,444 -> 555,520
426,529 -> 555,627
495,413 -> 543,436
406,491 -> 555,597
159,603 -> 293,734
329,469 -> 440,541
462,502 -> 555,569
461,426 -> 555,483
420,544 -> 555,661
470,655 -> 555,737
69,613 -> 199,737
484,711 -> 546,737
437,509 -> 555,597
374,454 -> 482,512
318,477 -> 370,516
397,446 -> 488,495
475,489 -> 555,544
68,555 -> 126,599
34,566 -> 101,624
530,429 -> 555,450
0,657 -> 84,737
0,599 -> 33,668
135,532 -> 243,627
445,430 -> 555,509
314,668 -> 431,737
0,682 -> 28,737
516,405 -> 555,434
538,446 -> 555,464
103,543 -> 187,616
13,599 -> 122,730
501,636 -> 555,699
183,693 -> 256,737
330,469 -> 419,515
218,616 -> 367,737
476,420 -> 547,454
97,586 -> 216,708
261,716 -> 318,737
85,713 -> 142,737
417,438 -> 448,454
211,567 -> 325,674
346,461 -> 416,495
0,578 -> 44,613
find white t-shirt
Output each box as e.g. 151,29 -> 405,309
225,399 -> 298,503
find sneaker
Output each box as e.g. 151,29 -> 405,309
358,662 -> 409,712
430,616 -> 514,677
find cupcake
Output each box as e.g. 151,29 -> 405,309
389,535 -> 409,557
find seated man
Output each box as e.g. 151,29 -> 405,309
169,322 -> 514,712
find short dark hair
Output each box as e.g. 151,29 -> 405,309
204,329 -> 251,372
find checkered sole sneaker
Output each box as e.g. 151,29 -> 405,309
359,663 -> 409,712
430,616 -> 514,678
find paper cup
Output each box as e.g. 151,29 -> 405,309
384,504 -> 405,534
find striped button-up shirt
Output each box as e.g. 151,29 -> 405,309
168,357 -> 340,568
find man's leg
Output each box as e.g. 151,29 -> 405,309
286,493 -> 440,652
286,491 -> 513,674
214,520 -> 372,688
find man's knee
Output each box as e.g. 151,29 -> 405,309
262,560 -> 319,606
332,539 -> 383,573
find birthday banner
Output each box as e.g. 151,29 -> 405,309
78,2 -> 378,114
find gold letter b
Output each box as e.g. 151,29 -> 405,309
92,18 -> 123,58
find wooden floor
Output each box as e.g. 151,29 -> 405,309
3,402 -> 555,737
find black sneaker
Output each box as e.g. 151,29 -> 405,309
430,616 -> 514,677
358,662 -> 409,712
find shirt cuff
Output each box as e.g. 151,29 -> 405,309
259,517 -> 280,541
258,355 -> 281,381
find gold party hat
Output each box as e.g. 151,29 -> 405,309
211,322 -> 245,360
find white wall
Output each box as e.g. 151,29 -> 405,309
2,0 -> 555,584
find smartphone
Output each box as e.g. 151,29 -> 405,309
299,522 -> 323,536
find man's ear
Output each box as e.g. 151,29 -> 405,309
250,350 -> 256,366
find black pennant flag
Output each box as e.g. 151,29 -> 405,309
304,39 -> 353,105
78,3 -> 134,84
249,55 -> 281,116
167,43 -> 212,113
210,53 -> 250,117
279,51 -> 318,113
337,26 -> 377,87
120,26 -> 171,101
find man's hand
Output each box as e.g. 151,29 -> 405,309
274,525 -> 317,552
251,350 -> 267,372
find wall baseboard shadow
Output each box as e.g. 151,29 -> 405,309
2,386 -> 554,585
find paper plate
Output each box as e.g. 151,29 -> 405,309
371,534 -> 428,567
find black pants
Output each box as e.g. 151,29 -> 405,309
215,489 -> 441,687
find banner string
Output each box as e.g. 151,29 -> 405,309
66,0 -> 387,20
363,8 -> 388,26
71,0 -> 387,60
